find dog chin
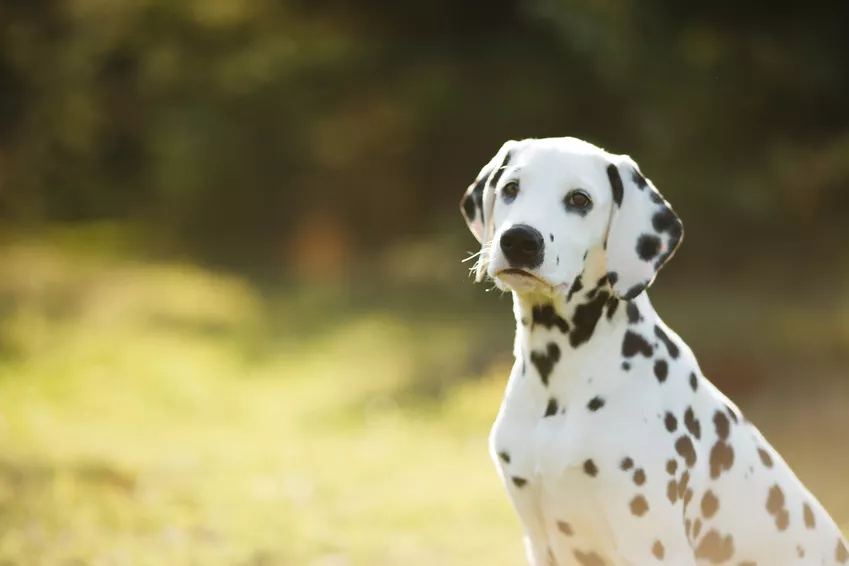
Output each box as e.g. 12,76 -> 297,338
494,269 -> 562,296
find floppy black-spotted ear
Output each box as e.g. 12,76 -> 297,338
605,155 -> 683,300
459,140 -> 519,280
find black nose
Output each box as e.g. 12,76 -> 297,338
500,224 -> 544,269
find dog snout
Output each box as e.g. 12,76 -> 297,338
500,225 -> 544,269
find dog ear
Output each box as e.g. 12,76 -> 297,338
460,140 -> 519,281
604,155 -> 683,300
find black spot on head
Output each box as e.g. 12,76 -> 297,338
633,468 -> 646,486
544,397 -> 559,417
652,540 -> 665,560
690,372 -> 698,391
587,396 -> 605,412
489,150 -> 513,188
675,435 -> 697,468
570,289 -> 610,348
654,325 -> 680,358
626,302 -> 642,324
654,359 -> 669,383
511,476 -> 527,487
607,164 -> 624,207
664,412 -> 678,433
631,168 -> 648,189
684,407 -> 701,439
803,502 -> 816,529
713,411 -> 731,440
709,440 -> 734,479
694,530 -> 735,564
621,361 -> 631,371
498,451 -> 511,464
530,342 -> 561,386
757,448 -> 773,468
622,331 -> 653,358
620,457 -> 634,471
605,296 -> 620,320
532,304 -> 569,334
652,208 -> 677,233
583,459 -> 598,477
568,275 -> 584,301
557,520 -> 573,536
636,234 -> 662,261
550,233 -> 554,242
630,495 -> 649,516
574,550 -> 606,566
701,490 -> 719,518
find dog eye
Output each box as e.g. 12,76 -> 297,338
565,190 -> 592,209
502,181 -> 520,200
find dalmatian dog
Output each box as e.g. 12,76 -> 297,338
459,137 -> 847,566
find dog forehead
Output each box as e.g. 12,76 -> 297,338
511,138 -> 611,197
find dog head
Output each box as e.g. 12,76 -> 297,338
460,137 -> 683,300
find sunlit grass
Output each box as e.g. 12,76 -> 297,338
0,233 -> 845,565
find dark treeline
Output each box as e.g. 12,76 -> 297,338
1,0 -> 848,275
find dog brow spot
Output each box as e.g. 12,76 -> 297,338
587,396 -> 605,411
583,459 -> 598,477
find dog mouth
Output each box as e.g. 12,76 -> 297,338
496,269 -> 553,287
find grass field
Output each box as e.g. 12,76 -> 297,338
0,231 -> 846,565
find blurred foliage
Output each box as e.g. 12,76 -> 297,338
1,0 -> 848,277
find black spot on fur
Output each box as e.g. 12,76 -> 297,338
462,183 -> 480,221
803,502 -> 816,529
568,275 -> 584,301
693,518 -> 703,539
709,440 -> 734,479
620,457 -> 634,471
550,233 -> 554,242
530,342 -> 561,386
532,304 -> 569,334
583,459 -> 598,477
690,372 -> 698,391
587,396 -> 605,411
544,397 -> 559,417
714,410 -> 731,440
667,480 -> 678,504
622,331 -> 653,358
622,283 -> 646,300
511,476 -> 527,487
678,470 -> 690,499
726,404 -> 739,423
607,272 -> 618,286
654,325 -> 680,358
489,150 -> 513,188
694,530 -> 735,564
675,435 -> 697,467
630,495 -> 649,516
654,359 -> 669,383
636,234 -> 662,261
666,459 -> 678,475
607,164 -> 624,207
652,540 -> 665,560
837,539 -> 848,563
757,448 -> 773,468
633,468 -> 646,486
684,407 -> 701,439
557,520 -> 573,536
631,169 -> 648,189
767,484 -> 790,531
652,208 -> 677,233
574,550 -> 606,566
498,451 -> 510,464
570,290 -> 609,347
664,412 -> 678,433
626,302 -> 642,324
701,490 -> 719,519
605,296 -> 619,320
622,361 -> 631,371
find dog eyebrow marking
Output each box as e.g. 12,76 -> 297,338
489,152 -> 514,188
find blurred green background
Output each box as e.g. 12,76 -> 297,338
1,0 -> 848,564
